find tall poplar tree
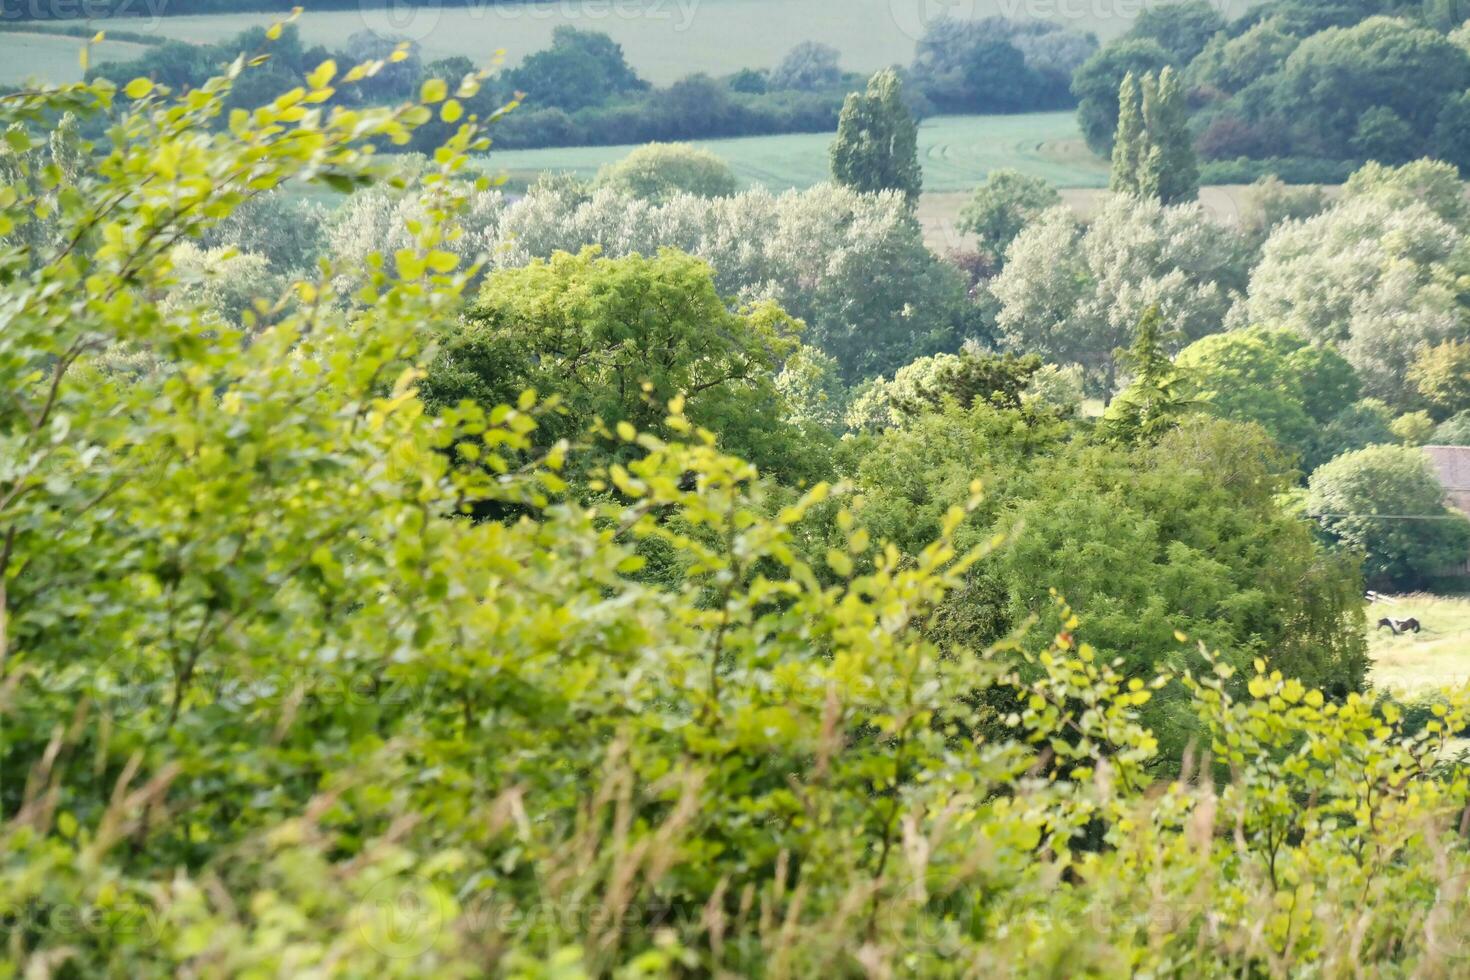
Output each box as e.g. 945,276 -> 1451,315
1110,72 -> 1144,195
830,68 -> 923,207
1142,67 -> 1198,204
1110,66 -> 1198,205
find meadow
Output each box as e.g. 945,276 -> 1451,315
0,31 -> 155,86
1,0 -> 1261,85
489,111 -> 1108,189
1367,594 -> 1470,695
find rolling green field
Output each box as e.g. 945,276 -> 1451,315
0,32 -> 155,86
10,0 -> 1262,85
1368,594 -> 1470,695
487,111 -> 1108,192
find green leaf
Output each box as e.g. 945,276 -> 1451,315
307,60 -> 337,90
124,78 -> 154,99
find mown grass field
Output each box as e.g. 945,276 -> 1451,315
487,111 -> 1108,192
1368,594 -> 1470,695
0,32 -> 155,86
61,0 -> 1262,85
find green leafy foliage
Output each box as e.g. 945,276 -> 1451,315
1433,408 -> 1470,444
830,68 -> 921,207
957,168 -> 1061,265
1177,325 -> 1359,469
421,247 -> 830,485
506,26 -> 648,112
909,17 -> 1096,113
1109,67 -> 1198,205
1087,4 -> 1470,174
1072,38 -> 1171,154
1409,338 -> 1470,418
845,346 -> 1043,432
592,142 -> 739,202
1102,305 -> 1196,444
1125,0 -> 1227,65
2,34 -> 1469,980
847,404 -> 1369,754
1272,17 -> 1470,160
1307,444 -> 1470,588
1311,398 -> 1400,471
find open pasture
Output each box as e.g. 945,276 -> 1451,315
1367,593 -> 1470,696
62,0 -> 1261,84
0,31 -> 155,86
485,111 -> 1108,193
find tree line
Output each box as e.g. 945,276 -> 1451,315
71,16 -> 1097,151
1075,0 -> 1470,182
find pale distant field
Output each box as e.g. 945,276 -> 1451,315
1367,594 -> 1470,696
487,110 -> 1107,192
61,0 -> 1261,84
0,32 -> 154,86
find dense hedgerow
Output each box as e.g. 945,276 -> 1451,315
4,33 -> 1470,978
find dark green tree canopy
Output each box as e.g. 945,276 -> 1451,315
1110,67 -> 1199,204
847,403 -> 1367,750
1271,16 -> 1470,157
1102,305 -> 1196,444
1177,326 -> 1359,465
507,26 -> 648,112
1306,444 -> 1470,588
830,68 -> 923,206
1072,38 -> 1172,154
1126,0 -> 1228,65
422,247 -> 828,483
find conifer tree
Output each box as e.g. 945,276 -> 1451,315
1102,305 -> 1195,443
830,68 -> 922,207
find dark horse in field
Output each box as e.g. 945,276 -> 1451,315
1377,617 -> 1422,636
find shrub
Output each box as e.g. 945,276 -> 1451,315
593,142 -> 739,202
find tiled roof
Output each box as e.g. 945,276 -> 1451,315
1423,445 -> 1470,517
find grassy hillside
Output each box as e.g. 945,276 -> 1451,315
37,0 -> 1263,85
1367,594 -> 1470,695
0,32 -> 155,86
487,111 -> 1107,193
